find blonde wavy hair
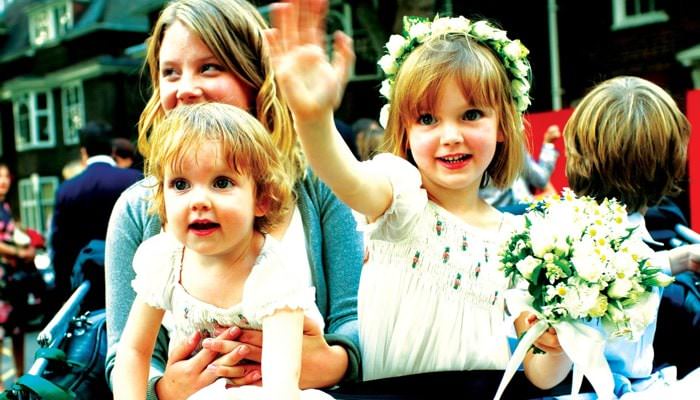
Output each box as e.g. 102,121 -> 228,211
146,103 -> 293,233
382,32 -> 526,189
138,0 -> 304,185
563,76 -> 690,212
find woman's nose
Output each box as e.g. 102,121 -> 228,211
176,74 -> 204,104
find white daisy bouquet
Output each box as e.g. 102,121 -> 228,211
494,188 -> 674,400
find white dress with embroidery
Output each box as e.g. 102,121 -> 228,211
357,154 -> 518,381
131,233 -> 333,399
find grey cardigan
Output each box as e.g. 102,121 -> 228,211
104,173 -> 363,398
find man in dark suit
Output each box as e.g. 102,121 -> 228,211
50,121 -> 142,305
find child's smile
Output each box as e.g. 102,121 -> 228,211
436,153 -> 473,170
407,76 -> 502,200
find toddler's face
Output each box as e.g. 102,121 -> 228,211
164,141 -> 266,257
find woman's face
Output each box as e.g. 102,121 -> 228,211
0,166 -> 11,198
158,20 -> 254,112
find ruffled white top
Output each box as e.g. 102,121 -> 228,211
356,154 -> 518,380
131,232 -> 324,349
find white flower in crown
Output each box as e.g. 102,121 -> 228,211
379,79 -> 392,100
407,21 -> 431,41
386,34 -> 408,59
503,39 -> 528,60
470,20 -> 508,41
378,54 -> 396,76
377,15 -> 532,127
379,104 -> 390,129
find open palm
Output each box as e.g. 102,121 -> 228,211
265,0 -> 353,121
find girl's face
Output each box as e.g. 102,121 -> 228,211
164,140 -> 267,258
0,166 -> 11,198
159,21 -> 254,112
407,76 -> 502,201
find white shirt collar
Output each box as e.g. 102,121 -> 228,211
86,155 -> 116,167
628,212 -> 664,247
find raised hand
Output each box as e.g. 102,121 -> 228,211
265,0 -> 354,122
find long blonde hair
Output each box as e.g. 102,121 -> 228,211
138,0 -> 304,184
146,103 -> 293,233
564,76 -> 690,212
382,33 -> 525,188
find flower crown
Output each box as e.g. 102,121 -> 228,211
377,15 -> 532,128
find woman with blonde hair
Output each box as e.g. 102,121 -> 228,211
104,1 -> 361,399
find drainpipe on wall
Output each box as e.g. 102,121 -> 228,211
548,0 -> 562,110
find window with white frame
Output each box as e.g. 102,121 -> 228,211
61,82 -> 84,145
28,0 -> 73,47
13,91 -> 56,151
18,174 -> 59,236
612,0 -> 669,30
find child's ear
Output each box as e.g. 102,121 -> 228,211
497,129 -> 505,143
255,196 -> 270,217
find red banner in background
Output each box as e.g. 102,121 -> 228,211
686,90 -> 699,232
524,109 -> 574,192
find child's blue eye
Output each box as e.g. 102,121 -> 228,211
463,109 -> 484,121
417,114 -> 436,125
213,177 -> 234,189
170,178 -> 189,191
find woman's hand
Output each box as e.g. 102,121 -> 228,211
155,328 -> 261,400
265,0 -> 354,123
203,316 -> 349,389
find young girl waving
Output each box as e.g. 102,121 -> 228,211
267,0 -> 571,389
113,103 -> 333,400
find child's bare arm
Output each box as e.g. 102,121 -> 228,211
261,307 -> 306,400
515,312 -> 572,389
113,300 -> 165,399
265,0 -> 392,220
667,244 -> 700,275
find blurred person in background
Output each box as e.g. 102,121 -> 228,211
480,124 -> 561,211
0,161 -> 37,389
112,138 -> 143,175
50,122 -> 142,308
352,118 -> 383,161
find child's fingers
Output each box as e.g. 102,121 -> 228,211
237,328 -> 264,348
298,0 -> 326,46
227,368 -> 263,387
534,329 -> 564,355
167,331 -> 202,367
212,326 -> 242,340
688,244 -> 700,272
332,31 -> 355,76
269,2 -> 297,51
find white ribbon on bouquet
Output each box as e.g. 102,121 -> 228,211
493,291 -> 615,400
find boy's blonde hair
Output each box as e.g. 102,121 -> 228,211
138,0 -> 303,185
382,33 -> 525,188
564,76 -> 690,212
146,103 -> 293,233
